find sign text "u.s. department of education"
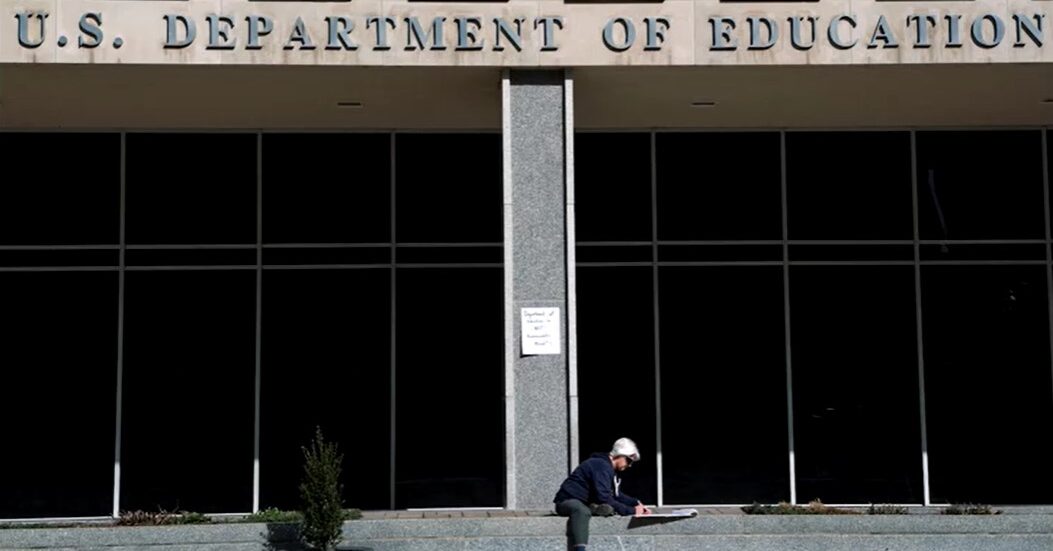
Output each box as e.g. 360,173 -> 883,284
3,1 -> 1049,66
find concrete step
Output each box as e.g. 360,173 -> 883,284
1,512 -> 1052,550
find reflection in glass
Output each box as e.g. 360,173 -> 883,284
787,132 -> 912,240
263,134 -> 390,244
917,131 -> 1044,240
577,266 -> 657,505
575,133 -> 653,243
791,266 -> 922,504
121,271 -> 255,513
0,133 -> 120,246
260,269 -> 390,511
923,266 -> 1053,504
657,133 -> 782,241
395,268 -> 504,508
0,272 -> 117,518
126,133 -> 257,245
395,134 -> 502,244
660,267 -> 788,504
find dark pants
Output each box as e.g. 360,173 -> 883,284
555,498 -> 591,548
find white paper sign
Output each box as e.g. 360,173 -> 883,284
521,307 -> 561,355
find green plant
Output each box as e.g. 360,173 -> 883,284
117,509 -> 211,526
943,503 -> 999,515
741,500 -> 860,515
299,427 -> 345,550
343,508 -> 362,520
242,507 -> 304,524
868,504 -> 909,515
173,511 -> 212,525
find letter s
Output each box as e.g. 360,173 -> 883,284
78,12 -> 103,48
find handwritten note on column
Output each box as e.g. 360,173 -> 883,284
521,307 -> 561,355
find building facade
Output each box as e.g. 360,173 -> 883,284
1,0 -> 1052,520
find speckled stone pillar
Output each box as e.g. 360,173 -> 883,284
503,70 -> 571,510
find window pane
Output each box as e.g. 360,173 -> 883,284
0,133 -> 119,245
126,134 -> 257,245
923,266 -> 1053,503
657,133 -> 782,241
395,134 -> 501,244
0,272 -> 117,518
577,266 -> 657,505
791,266 -> 922,504
917,131 -> 1045,240
660,267 -> 788,504
787,132 -> 913,240
395,268 -> 503,508
260,269 -> 390,511
121,271 -> 255,513
575,133 -> 652,243
263,134 -> 390,244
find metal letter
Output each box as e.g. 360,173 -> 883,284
16,11 -> 48,48
1012,14 -> 1045,47
207,14 -> 236,50
367,16 -> 397,50
284,16 -> 316,50
748,16 -> 778,50
534,17 -> 564,51
603,17 -> 635,52
644,17 -> 670,51
493,17 -> 525,51
971,13 -> 1004,49
789,16 -> 819,50
456,17 -> 484,50
326,16 -> 357,50
828,15 -> 857,50
945,14 -> 962,48
907,14 -> 936,48
163,14 -> 196,49
708,17 -> 737,50
246,15 -> 273,50
78,12 -> 103,48
405,16 -> 447,50
866,15 -> 898,48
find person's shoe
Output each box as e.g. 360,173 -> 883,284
589,504 -> 615,517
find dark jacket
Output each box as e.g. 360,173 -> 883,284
553,452 -> 639,516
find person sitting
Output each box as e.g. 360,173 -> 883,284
553,437 -> 651,550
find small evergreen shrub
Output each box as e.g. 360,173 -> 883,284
299,427 -> 345,550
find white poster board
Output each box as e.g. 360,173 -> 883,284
521,307 -> 561,355
636,508 -> 698,518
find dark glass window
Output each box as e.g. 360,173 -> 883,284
395,268 -> 503,508
787,132 -> 913,240
263,134 -> 390,244
260,269 -> 391,511
121,271 -> 255,513
656,133 -> 782,241
660,267 -> 788,504
0,133 -> 120,245
917,131 -> 1045,240
923,266 -> 1053,504
791,266 -> 922,504
0,272 -> 117,518
395,134 -> 501,244
575,133 -> 653,243
576,266 -> 657,505
126,134 -> 257,245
